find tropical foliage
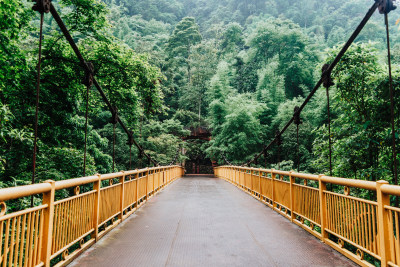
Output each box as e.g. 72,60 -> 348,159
1,0 -> 400,192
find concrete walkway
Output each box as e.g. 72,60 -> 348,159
70,176 -> 357,267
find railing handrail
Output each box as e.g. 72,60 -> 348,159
215,165 -> 399,267
0,165 -> 184,267
0,166 -> 182,201
215,166 -> 380,192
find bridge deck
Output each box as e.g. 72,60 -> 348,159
70,176 -> 357,267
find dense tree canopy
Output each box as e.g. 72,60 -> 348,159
2,0 -> 400,193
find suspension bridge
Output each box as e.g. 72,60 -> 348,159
1,0 -> 400,266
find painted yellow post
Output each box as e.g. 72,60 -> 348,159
271,169 -> 275,208
41,180 -> 55,267
153,170 -> 155,194
318,175 -> 328,241
161,168 -> 164,187
235,168 -> 237,184
289,171 -> 294,222
258,168 -> 262,199
250,169 -> 253,194
145,168 -> 149,201
135,171 -> 139,207
119,171 -> 125,222
377,180 -> 391,267
92,174 -> 101,241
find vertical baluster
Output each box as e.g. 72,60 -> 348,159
69,199 -> 75,246
350,199 -> 356,244
349,198 -> 354,241
23,214 -> 32,267
334,195 -> 340,235
72,198 -> 78,244
87,194 -> 92,232
367,204 -> 372,253
61,202 -> 68,250
372,205 -> 377,254
27,211 -> 35,267
340,196 -> 345,239
356,199 -> 361,246
78,195 -> 84,236
2,219 -> 10,266
343,197 -> 348,240
327,194 -> 332,231
52,205 -> 58,254
388,208 -> 396,261
30,211 -> 39,267
14,216 -> 21,267
18,214 -> 26,267
8,217 -> 16,266
314,189 -> 318,223
37,210 -> 44,265
359,200 -> 365,248
363,203 -> 368,250
57,203 -> 64,253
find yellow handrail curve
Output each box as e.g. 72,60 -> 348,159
215,166 -> 400,267
0,166 -> 184,267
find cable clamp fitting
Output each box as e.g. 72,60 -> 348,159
83,62 -> 94,88
126,131 -> 134,147
294,106 -> 302,126
321,64 -> 335,89
32,0 -> 51,13
110,106 -> 118,125
378,0 -> 397,14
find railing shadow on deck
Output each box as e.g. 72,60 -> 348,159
215,166 -> 400,267
0,166 -> 184,267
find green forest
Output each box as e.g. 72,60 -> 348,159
1,0 -> 400,189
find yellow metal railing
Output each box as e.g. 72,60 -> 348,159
215,166 -> 400,267
0,166 -> 184,267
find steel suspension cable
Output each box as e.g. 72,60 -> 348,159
322,63 -> 335,177
31,12 -> 45,207
111,106 -> 118,172
326,88 -> 333,177
296,125 -> 300,171
82,62 -> 93,176
48,4 -> 158,167
129,145 -> 132,170
83,85 -> 90,176
294,106 -> 302,172
127,131 -> 134,170
244,1 -> 379,167
276,131 -> 281,170
385,12 -> 398,187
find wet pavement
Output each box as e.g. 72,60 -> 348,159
69,176 -> 358,267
